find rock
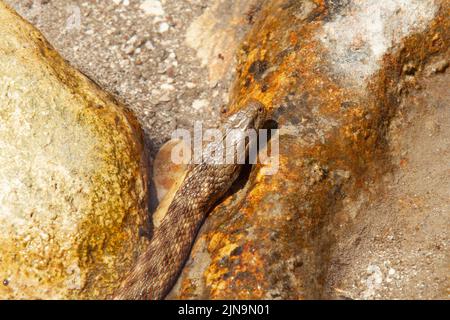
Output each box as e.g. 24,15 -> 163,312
140,0 -> 165,17
318,0 -> 437,87
160,83 -> 175,91
153,139 -> 188,203
152,139 -> 189,228
166,0 -> 448,299
185,0 -> 262,86
0,3 -> 150,299
158,22 -> 170,33
425,58 -> 449,75
191,99 -> 209,111
185,82 -> 196,89
145,40 -> 155,50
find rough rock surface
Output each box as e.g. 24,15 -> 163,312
0,2 -> 149,299
185,0 -> 263,86
325,58 -> 450,299
165,0 -> 449,299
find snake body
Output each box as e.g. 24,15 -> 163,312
115,100 -> 266,299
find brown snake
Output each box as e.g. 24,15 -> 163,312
114,100 -> 266,299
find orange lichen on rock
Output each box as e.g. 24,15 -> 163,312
168,0 -> 449,299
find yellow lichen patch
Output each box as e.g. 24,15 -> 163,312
204,232 -> 240,294
206,240 -> 267,299
0,3 -> 149,299
170,0 -> 449,300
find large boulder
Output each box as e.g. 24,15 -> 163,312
166,0 -> 449,299
0,2 -> 149,299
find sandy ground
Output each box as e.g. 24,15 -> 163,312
5,0 -> 234,156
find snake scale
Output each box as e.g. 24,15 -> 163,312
114,100 -> 266,299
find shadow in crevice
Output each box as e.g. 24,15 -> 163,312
138,131 -> 159,241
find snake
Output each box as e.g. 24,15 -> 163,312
114,100 -> 266,300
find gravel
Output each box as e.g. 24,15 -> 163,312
6,0 -> 231,156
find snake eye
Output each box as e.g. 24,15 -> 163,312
258,105 -> 264,113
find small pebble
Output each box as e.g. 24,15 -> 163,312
158,22 -> 170,33
160,83 -> 175,91
192,99 -> 208,111
186,82 -> 196,89
140,0 -> 165,16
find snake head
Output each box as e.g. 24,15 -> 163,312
225,99 -> 267,132
219,99 -> 267,165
